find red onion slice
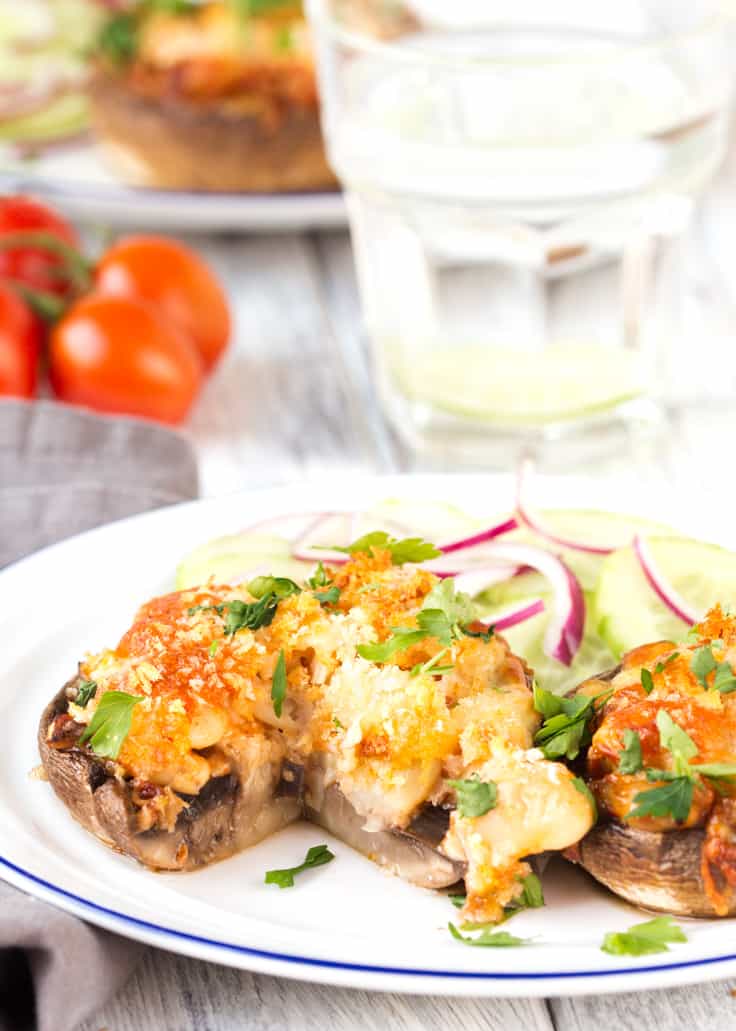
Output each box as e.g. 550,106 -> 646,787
633,535 -> 698,625
515,463 -> 615,556
452,565 -> 526,596
438,516 -> 518,555
480,598 -> 546,632
473,543 -> 585,665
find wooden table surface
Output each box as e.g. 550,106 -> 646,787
79,162 -> 736,1029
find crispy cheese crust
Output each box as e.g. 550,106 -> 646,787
45,549 -> 593,922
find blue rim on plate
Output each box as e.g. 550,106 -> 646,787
3,854 -> 736,982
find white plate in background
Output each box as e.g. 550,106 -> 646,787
0,141 -> 346,232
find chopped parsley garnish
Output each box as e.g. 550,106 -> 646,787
74,680 -> 97,709
357,627 -> 428,663
691,762 -> 736,779
601,916 -> 686,956
447,777 -> 498,819
628,776 -> 694,823
335,531 -> 440,566
189,593 -> 282,635
448,923 -> 526,947
462,625 -> 495,642
332,716 -> 345,731
532,685 -> 610,762
410,648 -> 454,678
656,710 -> 697,771
306,562 -> 340,605
640,668 -> 654,695
98,13 -> 138,65
690,642 -> 736,692
307,562 -> 331,589
271,649 -> 287,719
514,873 -> 545,911
209,641 -> 219,657
358,578 -> 485,664
314,586 -> 341,606
572,776 -> 598,821
264,843 -> 335,888
247,575 -> 301,600
654,652 -> 679,674
618,730 -> 643,774
626,711 -> 698,823
449,874 -> 544,920
80,691 -> 142,760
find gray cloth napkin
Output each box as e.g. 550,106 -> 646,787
0,399 -> 199,1031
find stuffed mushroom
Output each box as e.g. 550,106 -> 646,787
39,539 -> 593,923
565,605 -> 736,917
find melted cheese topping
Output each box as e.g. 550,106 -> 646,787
74,549 -> 594,919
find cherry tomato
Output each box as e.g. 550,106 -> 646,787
95,236 -> 231,371
0,196 -> 80,299
49,294 -> 203,425
0,281 -> 40,398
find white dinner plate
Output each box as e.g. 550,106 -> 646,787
0,141 -> 346,232
2,472 -> 736,998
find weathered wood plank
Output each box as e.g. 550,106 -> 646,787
79,948 -> 554,1031
550,978 -> 736,1031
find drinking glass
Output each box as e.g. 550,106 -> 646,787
307,0 -> 734,465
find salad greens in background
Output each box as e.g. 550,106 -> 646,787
0,1 -> 102,151
176,499 -> 736,695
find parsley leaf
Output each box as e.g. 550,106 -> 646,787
462,625 -> 495,642
691,763 -> 736,780
572,777 -> 598,821
448,894 -> 466,908
691,644 -> 718,688
98,13 -> 138,65
264,843 -> 335,888
422,579 -> 476,627
641,669 -> 654,695
247,576 -> 301,600
209,640 -> 219,657
74,680 -> 97,709
448,923 -> 526,947
654,652 -> 679,674
271,649 -> 287,719
601,916 -> 686,956
80,691 -> 142,760
656,709 -> 698,773
618,729 -> 643,774
516,873 -> 544,910
534,691 -> 607,762
314,586 -> 341,606
224,595 -> 279,635
714,665 -> 736,694
307,562 -> 331,589
627,777 -> 694,822
357,627 -> 428,662
416,608 -> 454,646
335,531 -> 440,566
448,777 -> 498,818
410,648 -> 454,678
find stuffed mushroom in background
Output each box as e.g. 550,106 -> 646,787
89,0 -> 337,193
566,606 -> 736,917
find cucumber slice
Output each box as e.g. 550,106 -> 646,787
475,590 -> 616,695
595,536 -> 736,657
176,533 -> 308,591
510,509 -> 678,591
363,498 -> 480,541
